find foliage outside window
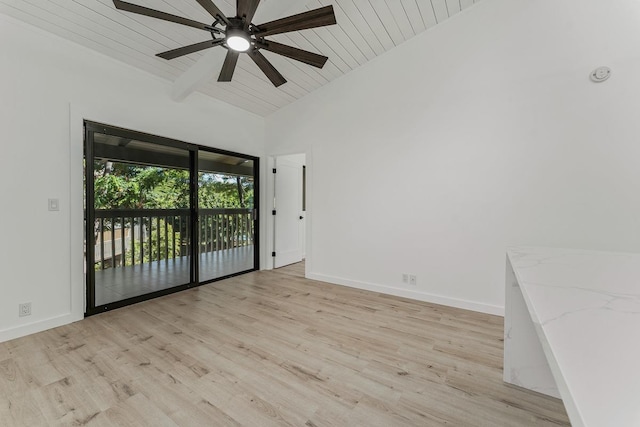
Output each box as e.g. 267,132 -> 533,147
93,161 -> 254,270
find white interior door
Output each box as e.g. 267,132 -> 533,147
274,157 -> 304,268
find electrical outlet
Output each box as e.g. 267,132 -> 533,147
19,302 -> 32,317
402,273 -> 409,284
409,275 -> 417,286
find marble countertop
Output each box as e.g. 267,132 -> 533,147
507,246 -> 640,427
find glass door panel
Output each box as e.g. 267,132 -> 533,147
198,150 -> 256,282
88,130 -> 193,309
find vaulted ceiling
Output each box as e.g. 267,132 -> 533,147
0,0 -> 482,116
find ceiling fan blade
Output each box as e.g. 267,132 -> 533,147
237,0 -> 261,27
258,39 -> 328,68
253,5 -> 336,37
195,0 -> 230,25
113,0 -> 210,30
218,51 -> 240,82
248,50 -> 287,87
156,39 -> 224,60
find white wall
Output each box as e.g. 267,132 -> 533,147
0,14 -> 265,342
266,0 -> 640,315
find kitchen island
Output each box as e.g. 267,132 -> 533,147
504,246 -> 640,427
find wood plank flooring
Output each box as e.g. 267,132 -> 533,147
0,263 -> 570,426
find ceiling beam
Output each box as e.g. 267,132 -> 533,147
171,48 -> 227,102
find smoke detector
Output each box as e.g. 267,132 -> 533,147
590,67 -> 611,83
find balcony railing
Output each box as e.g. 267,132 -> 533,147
94,208 -> 254,270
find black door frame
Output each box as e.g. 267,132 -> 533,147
84,121 -> 259,315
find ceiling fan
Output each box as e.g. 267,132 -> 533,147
113,0 -> 337,87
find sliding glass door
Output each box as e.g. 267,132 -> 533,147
84,122 -> 258,314
198,149 -> 257,283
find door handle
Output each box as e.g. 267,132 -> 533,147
299,216 -> 304,220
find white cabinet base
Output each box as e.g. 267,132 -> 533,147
503,256 -> 560,398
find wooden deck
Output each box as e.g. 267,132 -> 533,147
0,262 -> 569,426
95,246 -> 254,306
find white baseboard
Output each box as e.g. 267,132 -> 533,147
0,312 -> 83,343
307,272 -> 504,317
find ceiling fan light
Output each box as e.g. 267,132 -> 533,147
227,36 -> 250,51
226,28 -> 250,52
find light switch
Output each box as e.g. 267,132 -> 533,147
48,198 -> 59,211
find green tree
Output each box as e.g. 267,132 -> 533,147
94,161 -> 253,209
94,161 -> 191,209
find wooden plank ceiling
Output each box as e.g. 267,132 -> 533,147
0,0 -> 482,116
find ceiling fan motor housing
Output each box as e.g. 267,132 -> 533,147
225,22 -> 251,52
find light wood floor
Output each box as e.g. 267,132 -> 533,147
0,263 -> 569,426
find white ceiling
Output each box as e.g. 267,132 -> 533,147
0,0 -> 482,116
